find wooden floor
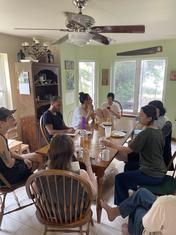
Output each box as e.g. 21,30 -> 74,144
1,141 -> 176,235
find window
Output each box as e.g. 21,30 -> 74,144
0,53 -> 12,108
112,59 -> 166,114
79,61 -> 96,105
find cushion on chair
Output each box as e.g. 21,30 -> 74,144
143,175 -> 176,195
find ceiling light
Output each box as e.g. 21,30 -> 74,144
68,32 -> 93,46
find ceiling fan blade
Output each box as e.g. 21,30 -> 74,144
14,27 -> 59,31
90,32 -> 111,45
51,34 -> 69,45
91,25 -> 145,33
116,46 -> 163,56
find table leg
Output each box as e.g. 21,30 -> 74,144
96,175 -> 103,223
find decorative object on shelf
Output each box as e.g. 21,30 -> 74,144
18,72 -> 30,95
65,71 -> 75,90
21,38 -> 49,61
47,50 -> 54,63
102,69 -> 109,86
17,50 -> 25,61
170,71 -> 176,81
65,60 -> 74,70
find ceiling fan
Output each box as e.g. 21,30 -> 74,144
116,46 -> 163,56
14,0 -> 145,46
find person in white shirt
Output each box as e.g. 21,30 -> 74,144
101,187 -> 176,235
96,92 -> 121,121
71,92 -> 94,129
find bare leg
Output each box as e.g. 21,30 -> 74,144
122,223 -> 130,235
100,200 -> 120,221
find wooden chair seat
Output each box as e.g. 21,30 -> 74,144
40,115 -> 50,144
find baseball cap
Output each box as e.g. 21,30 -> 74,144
0,107 -> 16,120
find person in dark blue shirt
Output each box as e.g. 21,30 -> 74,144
43,96 -> 75,140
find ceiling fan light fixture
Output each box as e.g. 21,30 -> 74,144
68,32 -> 93,46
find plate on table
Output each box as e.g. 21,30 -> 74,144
111,130 -> 126,138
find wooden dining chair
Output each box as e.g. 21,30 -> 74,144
0,172 -> 33,228
39,115 -> 50,144
25,169 -> 93,235
143,151 -> 176,196
114,100 -> 123,116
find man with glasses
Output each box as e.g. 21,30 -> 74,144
0,107 -> 42,186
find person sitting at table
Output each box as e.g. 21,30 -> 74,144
0,107 -> 43,186
71,92 -> 94,129
148,100 -> 168,129
125,100 -> 172,172
101,105 -> 166,205
101,187 -> 176,235
43,96 -> 75,140
47,134 -> 97,196
96,92 -> 121,121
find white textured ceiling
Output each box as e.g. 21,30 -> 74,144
1,0 -> 176,44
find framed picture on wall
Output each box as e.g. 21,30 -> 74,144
65,71 -> 75,90
18,72 -> 31,95
65,60 -> 74,70
102,69 -> 109,86
170,71 -> 176,81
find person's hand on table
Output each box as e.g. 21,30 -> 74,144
100,139 -> 114,148
67,128 -> 75,133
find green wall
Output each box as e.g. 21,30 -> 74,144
59,39 -> 176,137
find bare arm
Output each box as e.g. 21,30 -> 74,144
80,152 -> 97,196
0,137 -> 15,168
101,140 -> 133,154
86,104 -> 95,122
109,109 -> 121,119
45,124 -> 75,136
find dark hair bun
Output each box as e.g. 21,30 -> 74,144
148,100 -> 166,116
79,92 -> 89,104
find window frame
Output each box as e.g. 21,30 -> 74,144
111,57 -> 168,115
0,53 -> 12,108
78,60 -> 97,107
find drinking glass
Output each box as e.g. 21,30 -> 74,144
105,126 -> 112,138
101,149 -> 110,161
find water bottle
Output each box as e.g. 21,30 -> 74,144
81,116 -> 86,129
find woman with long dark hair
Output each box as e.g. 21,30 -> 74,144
71,92 -> 94,129
48,134 -> 97,196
